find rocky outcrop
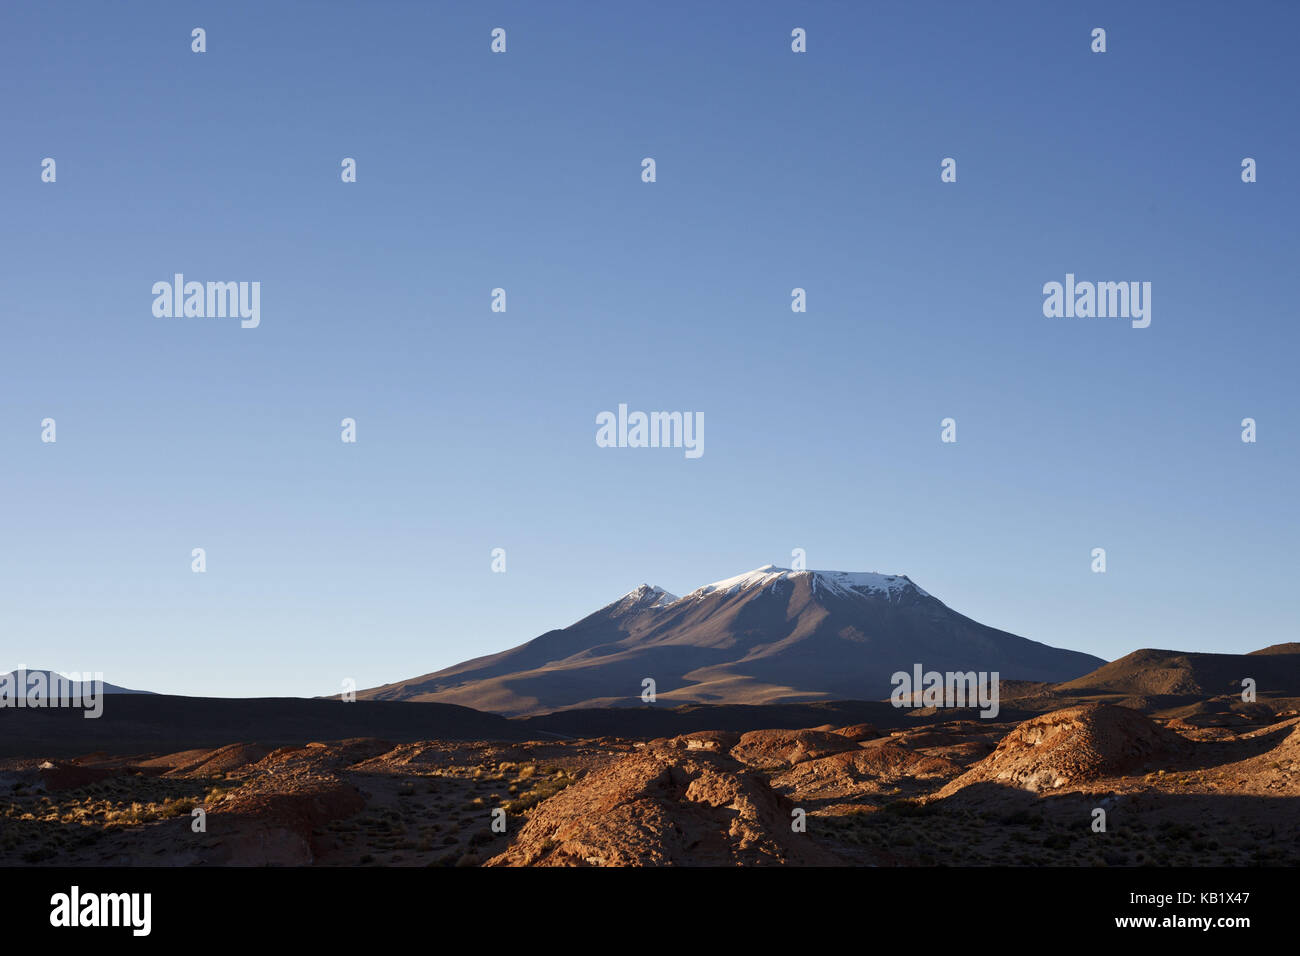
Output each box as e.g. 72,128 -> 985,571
485,749 -> 840,866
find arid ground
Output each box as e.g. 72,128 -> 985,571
4,669 -> 1299,866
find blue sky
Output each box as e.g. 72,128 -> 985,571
2,1 -> 1296,697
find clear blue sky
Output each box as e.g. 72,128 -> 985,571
2,1 -> 1296,697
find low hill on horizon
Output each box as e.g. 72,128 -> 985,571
1,669 -> 155,696
1056,646 -> 1300,699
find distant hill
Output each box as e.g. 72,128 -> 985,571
1056,647 -> 1300,699
0,669 -> 155,696
519,698 -> 1038,739
356,565 -> 1105,716
1249,643 -> 1300,656
0,694 -> 526,758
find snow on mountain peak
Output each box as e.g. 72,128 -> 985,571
606,566 -> 927,615
686,565 -> 928,601
644,585 -> 679,606
613,583 -> 679,610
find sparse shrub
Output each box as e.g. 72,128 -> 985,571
883,798 -> 936,818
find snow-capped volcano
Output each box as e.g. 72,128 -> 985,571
355,565 -> 1104,716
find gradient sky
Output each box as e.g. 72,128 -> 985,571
2,1 -> 1296,697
